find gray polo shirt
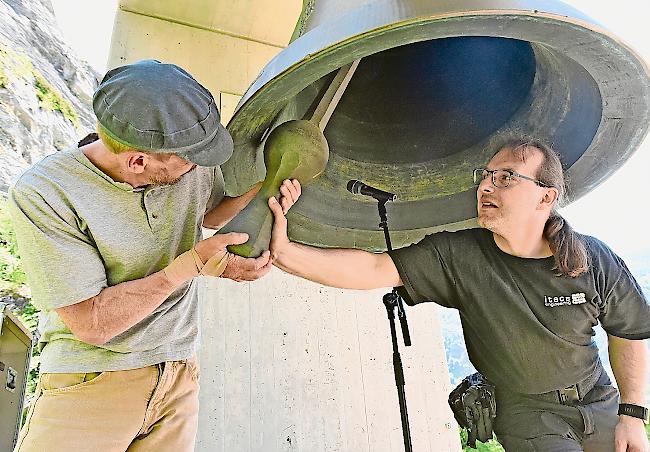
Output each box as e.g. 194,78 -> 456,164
9,147 -> 225,373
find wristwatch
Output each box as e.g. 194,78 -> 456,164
618,403 -> 649,424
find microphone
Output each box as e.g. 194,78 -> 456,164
347,180 -> 397,202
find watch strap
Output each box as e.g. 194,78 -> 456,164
618,403 -> 649,423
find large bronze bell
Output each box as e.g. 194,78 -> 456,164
221,0 -> 650,253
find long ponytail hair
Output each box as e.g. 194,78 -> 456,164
504,139 -> 590,278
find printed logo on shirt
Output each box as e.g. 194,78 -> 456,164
544,292 -> 587,307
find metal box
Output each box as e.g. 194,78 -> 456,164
0,305 -> 33,451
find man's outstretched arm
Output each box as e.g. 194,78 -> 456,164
268,196 -> 402,290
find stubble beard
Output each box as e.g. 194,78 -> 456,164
477,211 -> 502,233
150,168 -> 182,186
150,175 -> 182,186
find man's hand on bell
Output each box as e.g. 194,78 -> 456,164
278,179 -> 301,214
268,195 -> 290,261
164,232 -> 270,286
221,250 -> 272,282
264,179 -> 299,262
194,232 -> 246,265
195,233 -> 272,282
196,232 -> 272,282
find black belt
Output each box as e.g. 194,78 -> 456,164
546,362 -> 604,405
497,361 -> 605,407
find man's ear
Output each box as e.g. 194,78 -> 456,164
539,187 -> 559,210
125,152 -> 149,174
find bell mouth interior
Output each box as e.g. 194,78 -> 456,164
299,36 -> 602,169
320,37 -> 535,164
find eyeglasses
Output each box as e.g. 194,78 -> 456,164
473,168 -> 551,188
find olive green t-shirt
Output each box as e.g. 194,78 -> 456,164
389,228 -> 650,394
9,147 -> 225,373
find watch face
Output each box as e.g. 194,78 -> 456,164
619,404 -> 649,423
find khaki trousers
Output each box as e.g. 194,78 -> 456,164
14,359 -> 199,452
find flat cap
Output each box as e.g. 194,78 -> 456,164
93,59 -> 233,167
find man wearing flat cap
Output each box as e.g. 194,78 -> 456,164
9,60 -> 301,451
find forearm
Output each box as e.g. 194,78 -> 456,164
203,182 -> 262,229
608,335 -> 648,405
273,241 -> 400,290
58,271 -> 179,346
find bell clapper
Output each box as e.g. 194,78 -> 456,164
310,59 -> 361,131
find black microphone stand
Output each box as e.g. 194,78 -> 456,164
377,199 -> 413,452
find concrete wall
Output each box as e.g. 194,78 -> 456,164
107,0 -> 299,117
196,269 -> 460,452
108,1 -> 461,450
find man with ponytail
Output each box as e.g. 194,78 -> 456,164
269,138 -> 650,451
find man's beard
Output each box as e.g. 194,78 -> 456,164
149,165 -> 195,186
149,169 -> 183,186
477,212 -> 500,232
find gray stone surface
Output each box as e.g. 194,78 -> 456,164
0,0 -> 98,193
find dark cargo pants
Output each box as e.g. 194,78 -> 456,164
494,370 -> 619,451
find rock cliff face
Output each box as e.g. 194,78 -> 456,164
0,0 -> 98,193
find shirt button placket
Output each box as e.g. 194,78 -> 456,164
144,190 -> 158,229
151,190 -> 160,226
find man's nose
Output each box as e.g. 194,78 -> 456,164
478,177 -> 495,193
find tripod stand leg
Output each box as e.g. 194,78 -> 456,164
384,294 -> 413,452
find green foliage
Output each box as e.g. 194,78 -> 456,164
17,302 -> 39,331
0,41 -> 79,126
33,73 -> 80,127
0,44 -> 11,88
460,428 -> 505,451
0,194 -> 34,311
0,42 -> 34,82
0,195 -> 27,294
459,423 -> 650,449
0,64 -> 7,88
0,196 -> 40,402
